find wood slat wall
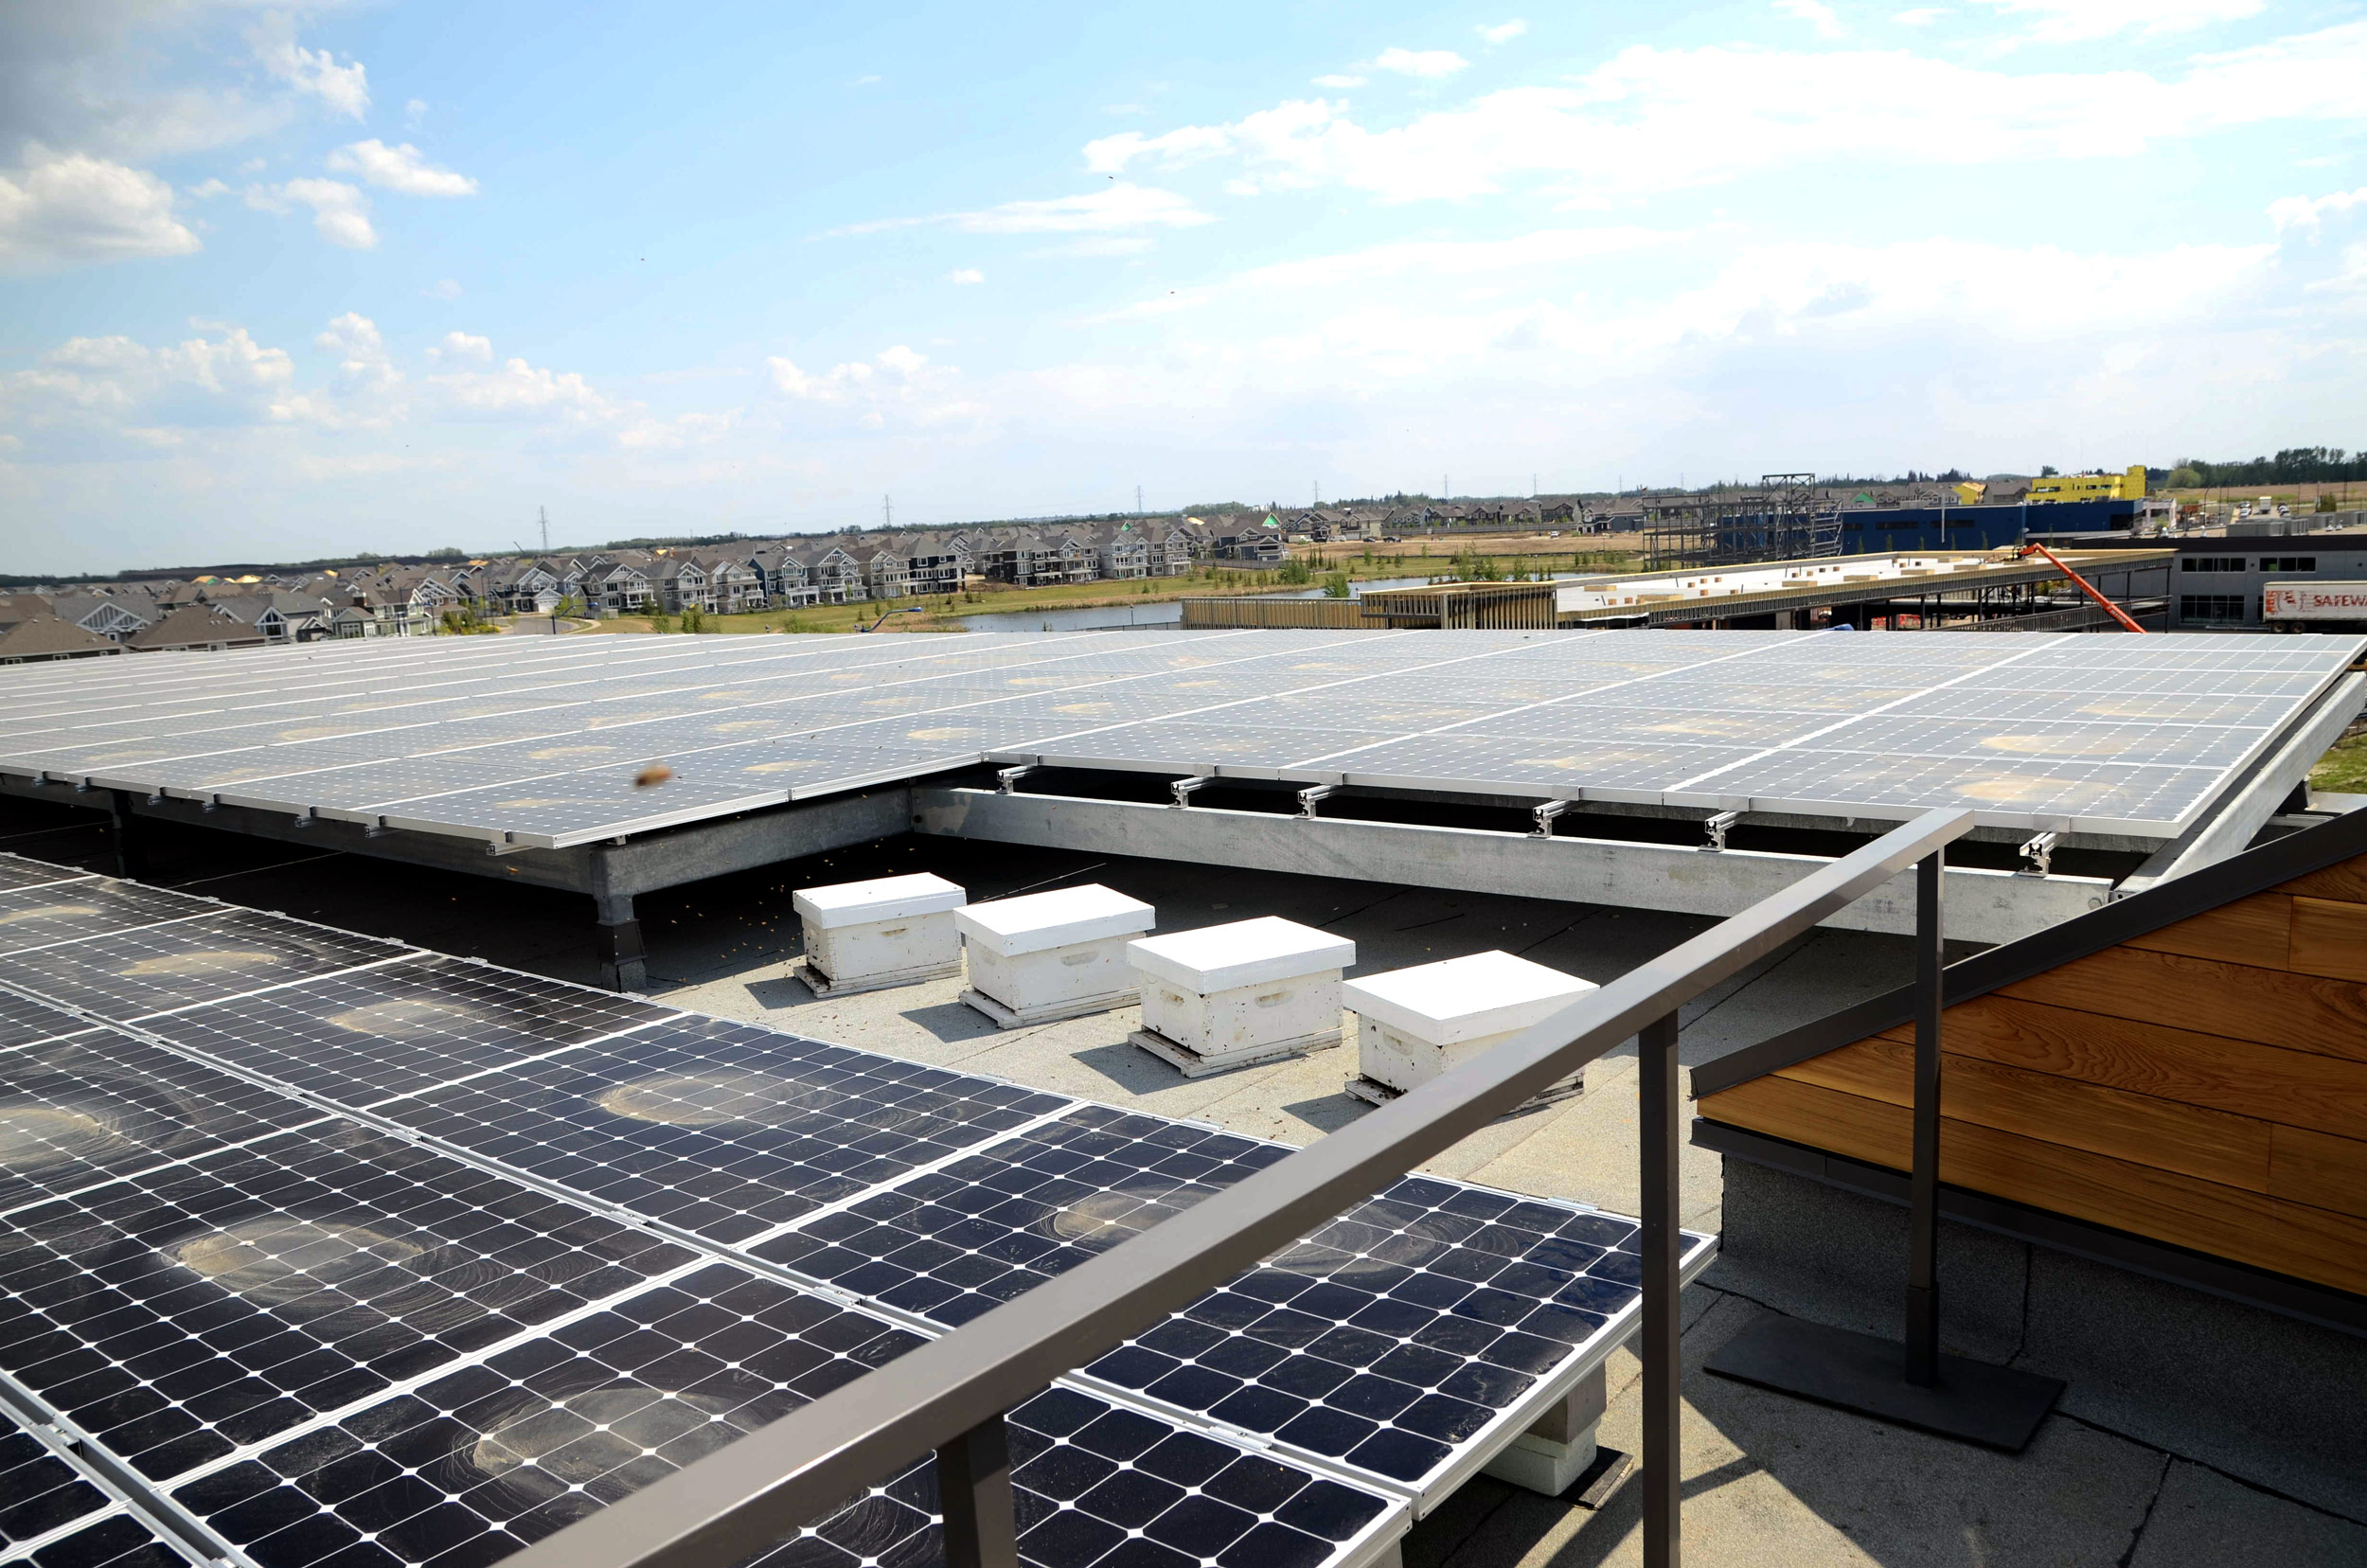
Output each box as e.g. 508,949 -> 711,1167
1699,850 -> 2367,1299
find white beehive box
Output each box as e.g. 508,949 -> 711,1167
1343,950 -> 1596,1106
1127,917 -> 1355,1077
791,873 -> 966,996
956,883 -> 1155,1027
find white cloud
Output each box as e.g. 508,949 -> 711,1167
427,330 -> 493,363
248,17 -> 369,119
429,357 -> 627,423
833,182 -> 1211,238
1774,0 -> 1846,39
326,140 -> 478,197
424,277 -> 464,300
1893,7 -> 1948,22
1078,23 -> 2367,205
1373,48 -> 1469,79
2269,187 -> 2367,236
0,147 -> 201,272
248,177 -> 375,248
1312,75 -> 1366,88
765,345 -> 981,427
947,267 -> 986,284
0,324 -> 294,433
185,177 -> 232,199
405,98 -> 428,129
1967,0 -> 2261,42
1478,21 -> 1528,45
848,74 -> 882,86
1037,236 -> 1156,258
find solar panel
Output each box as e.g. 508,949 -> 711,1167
365,1016 -> 1073,1244
0,1127 -> 704,1485
134,956 -> 678,1102
9,1510 -> 204,1568
746,1106 -> 1714,1505
0,989 -> 102,1052
0,1026 -> 330,1214
163,1282 -> 1399,1568
1,1412 -> 120,1558
0,856 -> 93,894
0,910 -> 405,1024
0,883 -> 212,960
14,628 -> 2354,842
0,858 -> 1706,1559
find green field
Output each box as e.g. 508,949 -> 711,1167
2312,726 -> 2367,795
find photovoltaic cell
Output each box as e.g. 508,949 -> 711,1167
0,1027 -> 329,1213
0,988 -> 102,1052
0,883 -> 210,959
134,956 -> 676,1103
748,1106 -> 1713,1496
0,910 -> 402,1024
365,1016 -> 1071,1244
0,1126 -> 701,1484
0,1414 -> 117,1555
14,1511 -> 200,1568
0,856 -> 92,894
168,1289 -> 1393,1568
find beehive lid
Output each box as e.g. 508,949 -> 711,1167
792,872 -> 966,928
1129,917 -> 1355,992
955,883 -> 1154,956
1344,950 -> 1597,1044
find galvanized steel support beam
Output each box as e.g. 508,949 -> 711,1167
914,788 -> 2106,946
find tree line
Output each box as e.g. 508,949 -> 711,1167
2173,447 -> 2367,489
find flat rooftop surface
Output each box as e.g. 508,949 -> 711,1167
1,794 -> 2358,1565
4,630 -> 2359,852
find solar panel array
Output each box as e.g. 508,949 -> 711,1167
2,629 -> 2358,846
0,851 -> 1707,1567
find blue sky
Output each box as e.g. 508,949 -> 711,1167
3,0 -> 2364,574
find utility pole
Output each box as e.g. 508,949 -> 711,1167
538,506 -> 550,555
1443,473 -> 1450,500
883,494 -> 893,528
1135,485 -> 1144,515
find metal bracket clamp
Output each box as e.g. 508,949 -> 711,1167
1701,811 -> 1742,853
1297,784 -> 1340,820
1533,799 -> 1575,839
995,765 -> 1037,796
2018,831 -> 2059,878
1169,776 -> 1211,809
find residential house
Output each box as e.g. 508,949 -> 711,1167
0,615 -> 124,664
128,604 -> 269,652
902,530 -> 973,596
648,556 -> 712,614
1097,522 -> 1153,579
46,592 -> 155,643
748,543 -> 814,607
694,552 -> 766,613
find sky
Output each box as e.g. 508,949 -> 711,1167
2,0 -> 2364,575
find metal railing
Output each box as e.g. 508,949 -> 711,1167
506,807 -> 1975,1568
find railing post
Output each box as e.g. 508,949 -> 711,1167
936,1411 -> 1018,1568
1640,1009 -> 1682,1568
1905,848 -> 1943,1386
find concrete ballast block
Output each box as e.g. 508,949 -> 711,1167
1127,916 -> 1355,1075
792,872 -> 966,995
1342,949 -> 1596,1105
956,883 -> 1155,1026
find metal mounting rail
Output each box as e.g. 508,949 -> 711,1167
502,807 -> 1977,1568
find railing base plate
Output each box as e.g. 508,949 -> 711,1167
1705,1315 -> 2063,1452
